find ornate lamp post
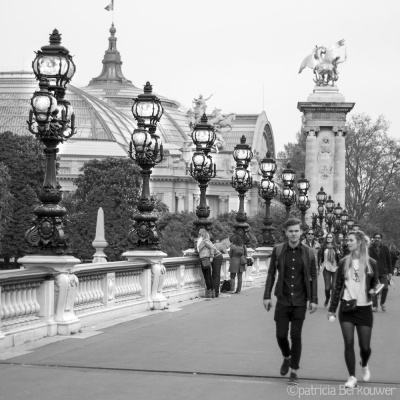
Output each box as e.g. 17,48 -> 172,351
128,82 -> 164,249
258,152 -> 278,246
280,162 -> 296,219
231,136 -> 253,244
25,30 -> 77,254
190,114 -> 216,234
333,203 -> 343,238
325,195 -> 335,233
296,174 -> 310,231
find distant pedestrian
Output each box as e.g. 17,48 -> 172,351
210,239 -> 223,298
328,230 -> 379,388
301,229 -> 320,260
389,244 -> 399,276
197,229 -> 218,298
228,235 -> 247,294
318,233 -> 341,307
368,233 -> 393,312
263,218 -> 318,386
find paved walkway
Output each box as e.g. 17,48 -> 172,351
0,275 -> 399,400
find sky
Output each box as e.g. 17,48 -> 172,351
1,0 -> 399,153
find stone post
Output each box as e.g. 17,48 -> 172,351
122,250 -> 168,310
18,255 -> 81,335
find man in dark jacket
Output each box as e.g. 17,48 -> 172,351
263,218 -> 318,386
369,233 -> 393,312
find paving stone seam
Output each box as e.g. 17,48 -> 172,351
0,361 -> 398,386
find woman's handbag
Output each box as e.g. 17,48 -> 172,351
341,298 -> 357,313
200,258 -> 211,269
247,257 -> 254,266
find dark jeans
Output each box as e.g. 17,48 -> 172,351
202,267 -> 213,290
274,303 -> 307,370
372,274 -> 389,307
230,272 -> 243,293
212,254 -> 223,296
323,268 -> 337,304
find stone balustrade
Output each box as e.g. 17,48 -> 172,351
0,249 -> 271,349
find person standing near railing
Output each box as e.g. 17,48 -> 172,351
197,228 -> 220,298
210,239 -> 223,298
229,234 -> 247,294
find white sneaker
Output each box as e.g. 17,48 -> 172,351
361,363 -> 371,381
344,376 -> 357,388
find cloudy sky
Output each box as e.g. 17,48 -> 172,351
1,0 -> 399,152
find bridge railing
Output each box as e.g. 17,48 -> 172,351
0,249 -> 272,349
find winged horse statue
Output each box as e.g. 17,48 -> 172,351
299,39 -> 347,86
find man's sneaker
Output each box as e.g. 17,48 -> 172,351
381,304 -> 386,311
288,372 -> 299,386
344,376 -> 357,388
360,362 -> 371,381
280,357 -> 291,376
372,307 -> 378,312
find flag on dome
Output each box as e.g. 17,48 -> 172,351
105,0 -> 113,11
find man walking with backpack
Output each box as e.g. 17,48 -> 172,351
263,218 -> 318,386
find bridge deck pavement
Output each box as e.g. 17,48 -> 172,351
0,275 -> 399,400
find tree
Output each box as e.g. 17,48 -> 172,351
0,132 -> 46,268
277,131 -> 306,176
345,114 -> 400,229
64,157 -> 153,261
0,163 -> 13,253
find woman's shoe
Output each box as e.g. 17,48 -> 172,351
344,376 -> 357,388
234,291 -> 241,294
360,362 -> 370,381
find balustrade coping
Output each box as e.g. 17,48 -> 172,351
73,260 -> 150,274
0,269 -> 53,285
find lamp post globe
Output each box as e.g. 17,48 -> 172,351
259,151 -> 276,180
325,195 -> 335,213
295,173 -> 310,231
233,135 -> 253,167
281,162 -> 296,188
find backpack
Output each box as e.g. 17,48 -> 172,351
220,280 -> 231,292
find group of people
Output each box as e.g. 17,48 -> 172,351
263,218 -> 391,389
197,229 -> 248,297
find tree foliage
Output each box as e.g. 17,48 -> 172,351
277,131 -> 306,176
0,132 -> 46,267
0,163 -> 14,251
63,157 -> 148,261
345,113 -> 400,244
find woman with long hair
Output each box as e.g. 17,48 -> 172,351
328,230 -> 379,388
318,233 -> 341,307
229,234 -> 247,294
197,228 -> 220,298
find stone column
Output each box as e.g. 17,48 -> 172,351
176,193 -> 185,212
333,126 -> 346,207
304,127 -> 319,223
193,194 -> 200,208
244,195 -> 251,215
219,195 -> 228,214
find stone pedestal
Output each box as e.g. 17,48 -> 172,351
298,86 -> 355,224
18,255 -> 81,335
122,250 -> 168,310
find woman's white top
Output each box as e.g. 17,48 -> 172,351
323,248 -> 338,272
343,259 -> 372,306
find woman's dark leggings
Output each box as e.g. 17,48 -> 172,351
323,269 -> 337,303
202,268 -> 213,290
340,322 -> 372,376
230,272 -> 243,293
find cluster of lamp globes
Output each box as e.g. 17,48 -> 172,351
28,30 -> 76,138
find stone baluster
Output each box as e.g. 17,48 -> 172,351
92,207 -> 108,263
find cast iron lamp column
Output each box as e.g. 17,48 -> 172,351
128,82 -> 164,250
315,187 -> 327,239
333,203 -> 343,240
231,136 -> 253,244
190,114 -> 216,234
25,29 -> 76,254
258,152 -> 278,246
280,162 -> 296,219
325,195 -> 335,233
296,173 -> 310,231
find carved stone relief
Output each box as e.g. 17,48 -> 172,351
317,135 -> 334,180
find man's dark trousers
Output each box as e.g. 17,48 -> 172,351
274,302 -> 307,370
